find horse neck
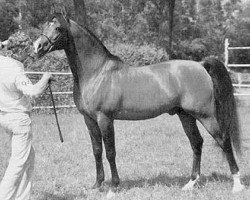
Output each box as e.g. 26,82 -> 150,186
64,42 -> 83,84
65,21 -> 109,81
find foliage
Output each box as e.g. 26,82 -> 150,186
0,1 -> 19,40
226,1 -> 250,67
106,42 -> 169,66
173,38 -> 207,61
1,0 -> 249,63
85,0 -> 247,62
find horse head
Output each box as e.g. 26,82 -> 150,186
33,7 -> 70,58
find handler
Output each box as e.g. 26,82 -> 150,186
0,41 -> 52,200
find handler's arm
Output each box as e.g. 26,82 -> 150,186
15,72 -> 52,98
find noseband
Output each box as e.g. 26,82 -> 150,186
40,33 -> 54,45
40,32 -> 63,47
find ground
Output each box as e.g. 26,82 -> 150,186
0,107 -> 250,200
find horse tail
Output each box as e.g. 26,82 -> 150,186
202,57 -> 242,155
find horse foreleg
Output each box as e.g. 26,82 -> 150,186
178,111 -> 203,191
84,115 -> 104,189
97,113 -> 120,189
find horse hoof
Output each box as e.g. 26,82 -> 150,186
92,182 -> 102,189
106,189 -> 116,199
232,184 -> 245,193
182,184 -> 194,191
182,179 -> 197,191
182,176 -> 200,191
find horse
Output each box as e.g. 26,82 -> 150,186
33,10 -> 245,193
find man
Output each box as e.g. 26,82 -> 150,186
0,41 -> 52,200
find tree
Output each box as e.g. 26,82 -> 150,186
73,0 -> 87,26
2,0 -> 246,63
25,0 -> 54,27
0,1 -> 19,40
168,0 -> 175,58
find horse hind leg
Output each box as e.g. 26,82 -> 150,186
199,115 -> 245,193
178,110 -> 203,191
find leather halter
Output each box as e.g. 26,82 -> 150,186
40,33 -> 54,45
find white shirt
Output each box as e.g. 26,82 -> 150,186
0,55 -> 32,112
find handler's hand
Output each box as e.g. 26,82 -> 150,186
48,77 -> 56,84
42,72 -> 54,84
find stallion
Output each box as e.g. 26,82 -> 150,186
33,10 -> 245,193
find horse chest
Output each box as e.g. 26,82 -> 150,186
73,77 -> 111,115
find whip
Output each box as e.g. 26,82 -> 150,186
48,82 -> 64,143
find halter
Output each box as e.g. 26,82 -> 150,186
40,32 -> 64,49
40,33 -> 54,45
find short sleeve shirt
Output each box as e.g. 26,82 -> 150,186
15,73 -> 33,95
0,55 -> 32,112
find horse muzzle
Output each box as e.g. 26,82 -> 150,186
33,37 -> 53,58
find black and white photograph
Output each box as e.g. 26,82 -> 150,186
0,0 -> 249,199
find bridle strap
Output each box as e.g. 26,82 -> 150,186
40,32 -> 63,47
41,33 -> 53,45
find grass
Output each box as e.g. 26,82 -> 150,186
0,107 -> 250,200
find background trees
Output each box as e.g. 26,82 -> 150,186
1,0 -> 250,63
0,0 -> 19,40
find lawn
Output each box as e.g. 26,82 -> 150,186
0,107 -> 250,200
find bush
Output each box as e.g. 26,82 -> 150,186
0,3 -> 19,40
106,42 -> 169,66
173,38 -> 207,61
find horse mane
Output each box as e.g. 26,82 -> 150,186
70,19 -> 122,62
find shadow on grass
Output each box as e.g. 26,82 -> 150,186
38,192 -> 82,200
36,174 -> 250,199
118,172 -> 250,190
243,174 -> 250,186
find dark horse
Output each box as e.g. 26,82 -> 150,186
34,10 -> 245,193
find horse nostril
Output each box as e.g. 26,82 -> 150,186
36,43 -> 41,50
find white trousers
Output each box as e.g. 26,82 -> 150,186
0,112 -> 35,200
